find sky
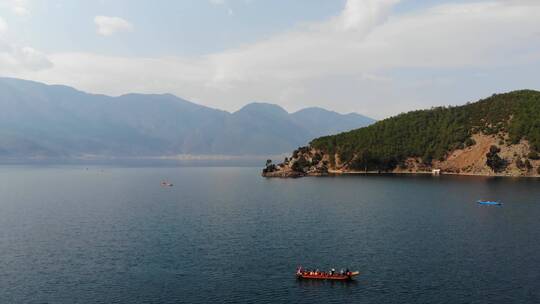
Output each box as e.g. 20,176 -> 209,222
0,0 -> 540,119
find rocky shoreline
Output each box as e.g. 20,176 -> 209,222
262,134 -> 540,178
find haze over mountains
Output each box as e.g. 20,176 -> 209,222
0,78 -> 374,158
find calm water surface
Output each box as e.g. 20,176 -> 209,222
0,166 -> 539,303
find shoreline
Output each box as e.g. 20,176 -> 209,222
263,168 -> 540,178
320,169 -> 540,178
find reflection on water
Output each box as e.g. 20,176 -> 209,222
296,279 -> 359,287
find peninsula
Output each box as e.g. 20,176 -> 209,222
263,90 -> 540,177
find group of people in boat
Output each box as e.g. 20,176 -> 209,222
297,267 -> 352,277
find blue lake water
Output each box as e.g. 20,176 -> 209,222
0,166 -> 539,303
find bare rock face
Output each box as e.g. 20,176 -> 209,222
432,133 -> 540,176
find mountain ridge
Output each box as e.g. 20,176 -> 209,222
0,77 -> 375,158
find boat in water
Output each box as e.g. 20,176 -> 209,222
477,200 -> 501,206
296,267 -> 359,281
160,181 -> 173,187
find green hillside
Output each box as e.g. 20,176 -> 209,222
310,90 -> 540,171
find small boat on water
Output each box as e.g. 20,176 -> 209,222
296,267 -> 359,281
477,200 -> 501,206
161,181 -> 173,187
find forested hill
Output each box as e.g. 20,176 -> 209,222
264,90 -> 540,177
311,90 -> 540,170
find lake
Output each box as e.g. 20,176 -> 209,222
0,166 -> 539,303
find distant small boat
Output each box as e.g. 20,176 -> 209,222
161,181 -> 173,187
296,267 -> 359,281
477,200 -> 501,206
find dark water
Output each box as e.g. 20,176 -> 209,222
1,167 -> 539,304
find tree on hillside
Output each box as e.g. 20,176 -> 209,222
263,159 -> 277,173
486,146 -> 507,172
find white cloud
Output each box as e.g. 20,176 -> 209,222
210,0 -> 234,16
12,5 -> 29,16
0,17 -> 7,32
0,42 -> 52,73
210,0 -> 226,5
94,16 -> 133,36
0,6 -> 50,73
339,0 -> 399,31
206,0 -> 400,87
7,0 -> 540,118
0,0 -> 30,16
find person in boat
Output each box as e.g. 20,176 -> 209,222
330,268 -> 335,275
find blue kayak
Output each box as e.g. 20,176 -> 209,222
477,200 -> 502,206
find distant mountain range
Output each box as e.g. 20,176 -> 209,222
0,78 -> 375,158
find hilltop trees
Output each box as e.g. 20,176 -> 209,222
263,159 -> 277,173
311,90 -> 540,171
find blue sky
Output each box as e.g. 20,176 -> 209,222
6,0 -> 472,56
1,0 -> 540,118
7,0 -> 346,56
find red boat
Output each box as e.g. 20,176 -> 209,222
296,267 -> 359,281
